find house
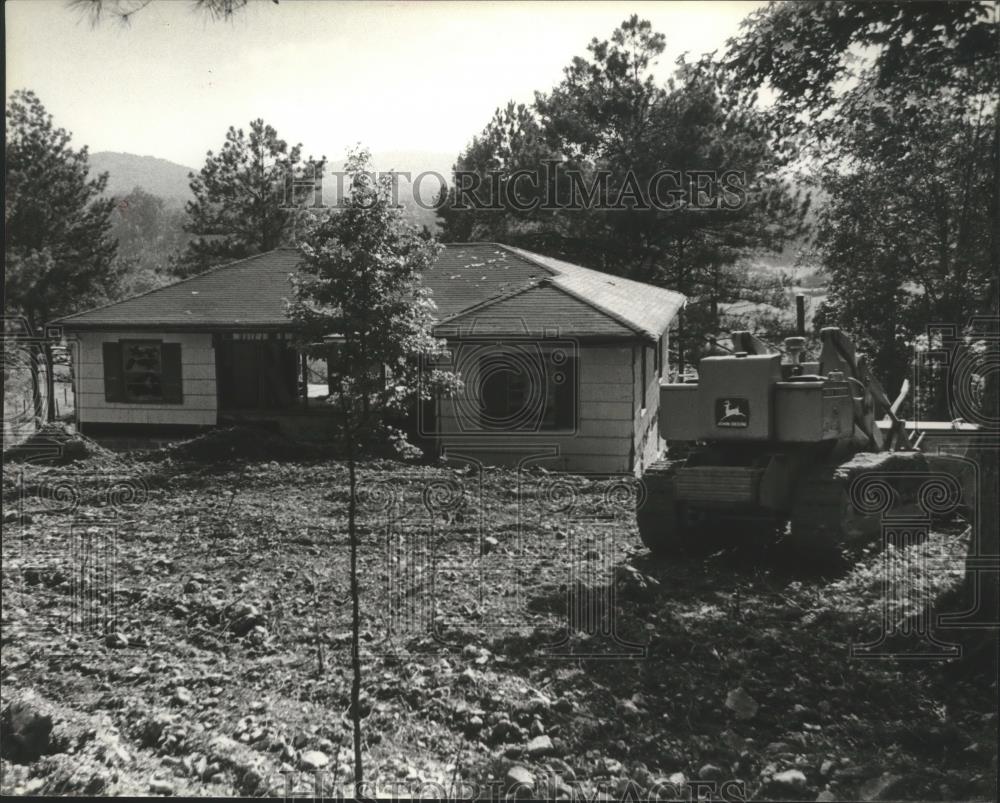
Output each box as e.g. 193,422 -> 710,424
53,244 -> 685,474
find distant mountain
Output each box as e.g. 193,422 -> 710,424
87,148 -> 458,228
89,152 -> 195,207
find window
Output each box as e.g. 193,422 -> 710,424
478,348 -> 576,431
103,340 -> 183,404
123,341 -> 163,401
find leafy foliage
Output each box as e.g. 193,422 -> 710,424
107,187 -> 191,298
729,1 -> 998,396
288,148 -> 460,446
177,119 -> 325,277
726,1 -> 997,137
811,84 -> 996,395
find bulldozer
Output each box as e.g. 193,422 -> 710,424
637,326 -> 937,556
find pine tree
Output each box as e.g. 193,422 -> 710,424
177,119 -> 325,277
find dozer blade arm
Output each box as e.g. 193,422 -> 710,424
821,327 -> 910,451
891,378 -> 910,415
856,355 -> 911,450
730,330 -> 775,355
819,326 -> 858,376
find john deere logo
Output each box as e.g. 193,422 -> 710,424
715,397 -> 749,428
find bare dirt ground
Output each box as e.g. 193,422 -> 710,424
1,429 -> 997,800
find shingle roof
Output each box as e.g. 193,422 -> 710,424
420,244 -> 549,319
55,243 -> 685,340
437,282 -> 636,339
501,246 -> 686,340
54,249 -> 304,329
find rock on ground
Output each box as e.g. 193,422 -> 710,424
505,765 -> 534,795
1,691 -> 54,763
725,687 -> 759,720
300,750 -> 329,771
771,768 -> 808,790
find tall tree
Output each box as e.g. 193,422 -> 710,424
811,80 -> 995,398
178,119 -> 325,277
5,89 -> 118,420
438,16 -> 807,366
286,148 -> 460,787
108,187 -> 190,298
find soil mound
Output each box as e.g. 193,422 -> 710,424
145,426 -> 333,463
2,423 -> 119,467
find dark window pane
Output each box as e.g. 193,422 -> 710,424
477,347 -> 576,432
122,341 -> 165,402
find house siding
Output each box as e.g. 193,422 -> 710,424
73,330 -> 217,426
436,343 -> 636,474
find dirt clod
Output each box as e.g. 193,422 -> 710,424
1,692 -> 54,763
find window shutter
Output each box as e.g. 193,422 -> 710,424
555,355 -> 577,430
641,345 -> 648,409
102,342 -> 124,402
161,343 -> 184,404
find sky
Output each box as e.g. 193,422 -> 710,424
5,0 -> 764,169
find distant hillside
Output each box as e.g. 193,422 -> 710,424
89,152 -> 195,207
87,149 -> 457,228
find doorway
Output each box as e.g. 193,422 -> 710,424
215,334 -> 299,411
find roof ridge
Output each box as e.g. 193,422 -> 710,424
435,278 -> 544,328
559,259 -> 685,303
443,240 -> 560,276
53,249 -> 295,325
497,244 -> 652,339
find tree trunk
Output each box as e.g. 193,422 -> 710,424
347,442 -> 363,787
43,341 -> 57,422
28,342 -> 43,424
